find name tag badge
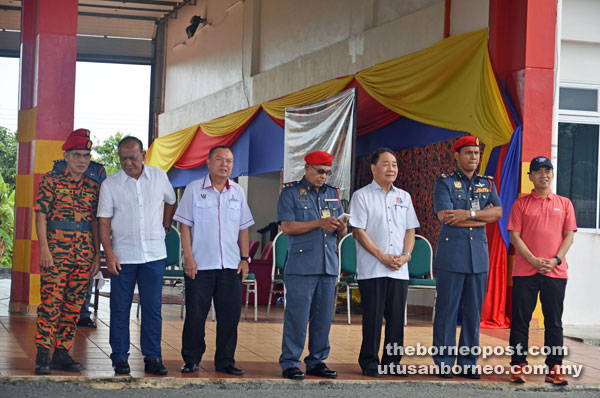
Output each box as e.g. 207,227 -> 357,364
298,196 -> 308,201
321,209 -> 331,218
324,198 -> 337,202
471,199 -> 481,211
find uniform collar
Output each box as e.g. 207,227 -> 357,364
455,168 -> 476,181
203,174 -> 231,191
530,189 -> 555,200
300,175 -> 327,192
62,169 -> 85,185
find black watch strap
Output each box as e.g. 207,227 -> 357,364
554,256 -> 562,265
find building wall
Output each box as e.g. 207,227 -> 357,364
558,0 -> 600,325
159,0 -> 489,136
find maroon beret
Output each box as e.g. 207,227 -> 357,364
451,135 -> 480,152
304,151 -> 333,166
62,128 -> 92,151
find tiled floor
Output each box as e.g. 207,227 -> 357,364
1,279 -> 599,385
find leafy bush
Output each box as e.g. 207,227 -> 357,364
0,174 -> 14,268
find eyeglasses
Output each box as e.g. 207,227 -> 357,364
309,164 -> 332,176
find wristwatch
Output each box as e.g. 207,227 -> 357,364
553,256 -> 562,265
469,210 -> 476,218
401,252 -> 412,261
241,256 -> 252,264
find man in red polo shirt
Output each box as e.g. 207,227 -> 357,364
507,156 -> 577,386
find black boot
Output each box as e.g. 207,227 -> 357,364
35,346 -> 51,375
50,348 -> 82,372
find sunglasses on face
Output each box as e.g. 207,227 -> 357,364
310,164 -> 332,176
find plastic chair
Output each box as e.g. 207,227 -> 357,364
243,272 -> 258,321
249,240 -> 260,259
334,234 -> 359,325
266,231 -> 288,320
405,234 -> 436,325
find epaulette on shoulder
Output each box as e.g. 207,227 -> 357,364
282,181 -> 300,189
440,172 -> 452,178
326,183 -> 339,189
478,174 -> 494,180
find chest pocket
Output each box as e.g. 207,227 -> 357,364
194,198 -> 218,223
226,199 -> 241,222
295,201 -> 315,221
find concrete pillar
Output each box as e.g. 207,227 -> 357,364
488,0 -> 558,327
11,0 -> 78,314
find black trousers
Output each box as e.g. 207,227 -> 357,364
358,277 -> 408,371
509,273 -> 567,367
181,269 -> 242,369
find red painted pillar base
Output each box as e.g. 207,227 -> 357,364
10,0 -> 78,314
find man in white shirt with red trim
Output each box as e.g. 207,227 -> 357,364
174,145 -> 254,376
349,148 -> 420,377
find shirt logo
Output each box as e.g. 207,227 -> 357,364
396,196 -> 401,204
299,188 -> 307,195
454,181 -> 462,189
554,208 -> 561,211
475,182 -> 485,187
200,194 -> 207,199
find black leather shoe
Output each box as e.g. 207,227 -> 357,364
181,362 -> 199,373
306,363 -> 338,378
216,364 -> 245,375
34,347 -> 51,375
457,367 -> 481,379
282,367 -> 306,380
145,358 -> 168,375
77,317 -> 97,328
362,368 -> 381,378
50,348 -> 82,372
113,359 -> 130,375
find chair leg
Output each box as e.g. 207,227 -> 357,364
253,281 -> 258,322
346,286 -> 351,325
244,283 -> 249,320
431,291 -> 437,324
266,283 -> 274,320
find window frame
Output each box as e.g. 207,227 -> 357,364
558,82 -> 600,234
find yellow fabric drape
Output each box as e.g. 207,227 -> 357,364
148,28 -> 514,172
200,105 -> 261,137
262,76 -> 355,121
146,124 -> 199,171
355,28 -> 513,170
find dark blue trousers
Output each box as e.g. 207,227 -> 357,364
109,258 -> 165,364
280,274 -> 336,371
433,269 -> 487,368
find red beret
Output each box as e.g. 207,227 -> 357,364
451,135 -> 480,152
304,151 -> 333,166
62,128 -> 92,151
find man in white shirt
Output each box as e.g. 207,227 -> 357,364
349,148 -> 420,377
98,136 -> 176,376
173,145 -> 254,376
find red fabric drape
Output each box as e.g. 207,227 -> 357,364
173,111 -> 260,169
481,142 -> 511,328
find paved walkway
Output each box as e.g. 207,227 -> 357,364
0,279 -> 599,388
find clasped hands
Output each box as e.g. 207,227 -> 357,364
378,253 -> 410,271
529,256 -> 559,274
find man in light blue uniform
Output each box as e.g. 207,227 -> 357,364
277,151 -> 347,380
432,136 -> 502,379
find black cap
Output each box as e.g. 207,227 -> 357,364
529,156 -> 553,172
